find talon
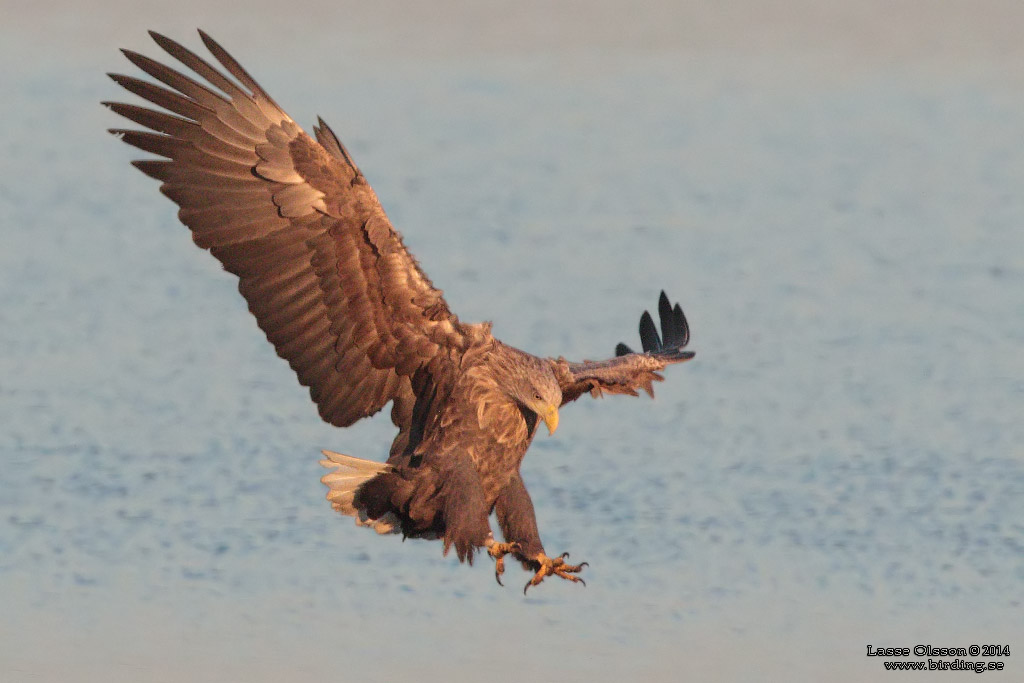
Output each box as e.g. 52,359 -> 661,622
494,560 -> 505,587
487,540 -> 521,588
522,551 -> 588,594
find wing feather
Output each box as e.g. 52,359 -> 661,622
553,292 -> 695,404
107,30 -> 486,430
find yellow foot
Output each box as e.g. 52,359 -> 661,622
524,552 -> 588,594
486,540 -> 522,586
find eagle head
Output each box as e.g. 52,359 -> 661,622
501,350 -> 562,436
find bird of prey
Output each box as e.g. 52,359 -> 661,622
105,30 -> 695,592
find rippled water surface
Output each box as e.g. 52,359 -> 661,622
2,3 -> 1023,681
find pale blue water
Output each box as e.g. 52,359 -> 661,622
2,9 -> 1023,683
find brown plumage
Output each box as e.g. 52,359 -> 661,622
106,30 -> 695,592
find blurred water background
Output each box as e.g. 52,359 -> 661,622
1,1 -> 1022,681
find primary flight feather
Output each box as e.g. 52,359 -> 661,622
106,30 -> 695,592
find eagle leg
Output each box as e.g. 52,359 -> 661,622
523,552 -> 588,594
486,539 -> 523,586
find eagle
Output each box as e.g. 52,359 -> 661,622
105,30 -> 695,592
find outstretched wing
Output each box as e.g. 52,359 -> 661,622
105,30 -> 484,428
551,291 -> 694,405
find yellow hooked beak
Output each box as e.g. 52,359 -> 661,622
539,402 -> 559,435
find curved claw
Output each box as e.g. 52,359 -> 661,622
524,576 -> 588,594
522,552 -> 588,594
526,575 -> 588,593
487,540 -> 521,588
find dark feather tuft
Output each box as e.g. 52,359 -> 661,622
673,303 -> 690,348
614,291 -> 693,360
658,291 -> 678,347
638,310 -> 661,353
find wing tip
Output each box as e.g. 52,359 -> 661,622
638,309 -> 661,353
643,289 -> 692,356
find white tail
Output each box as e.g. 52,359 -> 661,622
319,450 -> 400,534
